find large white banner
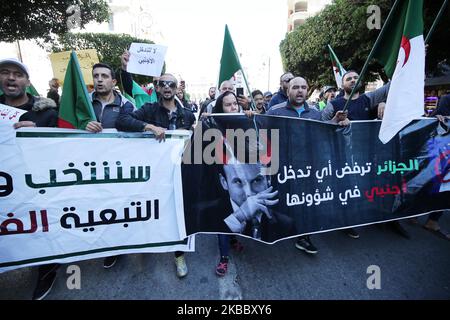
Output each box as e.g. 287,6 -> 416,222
0,128 -> 192,273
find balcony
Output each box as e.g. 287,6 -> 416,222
290,11 -> 309,22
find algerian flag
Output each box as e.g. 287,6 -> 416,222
123,80 -> 156,109
375,0 -> 425,144
328,44 -> 346,89
217,25 -> 254,108
58,51 -> 96,129
218,25 -> 242,87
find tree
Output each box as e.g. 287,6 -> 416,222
44,32 -> 158,85
0,0 -> 109,42
280,0 -> 450,90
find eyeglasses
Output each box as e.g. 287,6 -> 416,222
282,78 -> 293,83
157,80 -> 177,89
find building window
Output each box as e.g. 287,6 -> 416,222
295,1 -> 308,13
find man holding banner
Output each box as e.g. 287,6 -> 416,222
117,72 -> 195,140
0,58 -> 60,300
321,70 -> 389,122
116,54 -> 195,278
0,58 -> 58,129
85,63 -> 136,133
321,71 -> 411,239
267,76 -> 352,253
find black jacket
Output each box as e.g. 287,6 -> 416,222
433,94 -> 450,116
0,94 -> 58,127
46,89 -> 60,109
116,98 -> 196,132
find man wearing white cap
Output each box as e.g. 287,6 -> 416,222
0,58 -> 59,300
0,58 -> 58,128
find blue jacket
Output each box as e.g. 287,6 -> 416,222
267,101 -> 321,120
90,91 -> 136,129
0,94 -> 58,127
268,88 -> 288,110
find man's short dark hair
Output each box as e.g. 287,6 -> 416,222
92,63 -> 116,79
342,70 -> 359,82
252,90 -> 263,99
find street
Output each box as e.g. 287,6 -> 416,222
1,214 -> 449,300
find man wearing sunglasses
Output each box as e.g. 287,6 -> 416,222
117,74 -> 195,141
267,72 -> 294,110
117,52 -> 195,141
114,52 -> 196,278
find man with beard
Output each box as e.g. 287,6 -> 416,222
0,58 -> 58,300
116,73 -> 195,140
199,86 -> 216,115
268,77 -> 321,120
267,76 -> 350,254
251,90 -> 267,114
116,71 -> 195,278
321,71 -> 411,239
268,72 -> 294,110
0,58 -> 58,128
321,70 -> 388,121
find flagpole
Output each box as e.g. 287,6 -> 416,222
234,50 -> 255,110
342,0 -> 401,112
424,0 -> 448,44
239,67 -> 256,110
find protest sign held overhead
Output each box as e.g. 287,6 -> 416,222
127,43 -> 167,77
49,49 -> 99,86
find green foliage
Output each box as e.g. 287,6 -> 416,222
280,0 -> 450,89
0,0 -> 109,42
45,32 -> 158,85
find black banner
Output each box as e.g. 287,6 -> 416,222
182,115 -> 449,243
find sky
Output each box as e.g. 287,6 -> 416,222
144,0 -> 287,94
0,0 -> 288,98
